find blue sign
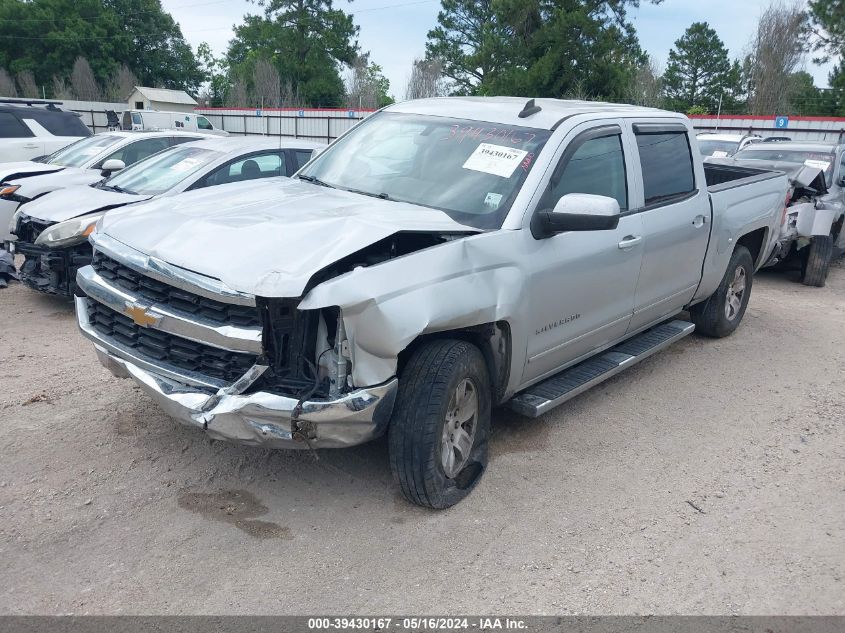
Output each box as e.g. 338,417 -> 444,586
348,110 -> 356,118
256,109 -> 262,117
298,110 -> 305,118
775,116 -> 789,129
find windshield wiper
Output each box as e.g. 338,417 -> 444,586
99,183 -> 135,195
346,188 -> 391,201
298,174 -> 335,189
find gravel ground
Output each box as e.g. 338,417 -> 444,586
0,260 -> 843,616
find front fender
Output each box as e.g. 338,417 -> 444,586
299,232 -> 527,387
796,204 -> 841,237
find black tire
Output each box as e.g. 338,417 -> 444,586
388,339 -> 491,509
690,245 -> 754,338
801,235 -> 833,287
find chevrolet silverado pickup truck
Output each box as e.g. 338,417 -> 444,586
75,98 -> 790,508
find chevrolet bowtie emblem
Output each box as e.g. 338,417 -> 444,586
124,303 -> 160,328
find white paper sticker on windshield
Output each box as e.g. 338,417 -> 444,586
463,143 -> 528,178
804,159 -> 830,171
484,192 -> 503,209
711,151 -> 729,158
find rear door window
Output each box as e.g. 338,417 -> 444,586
29,111 -> 91,137
197,116 -> 213,131
0,112 -> 33,138
635,130 -> 696,205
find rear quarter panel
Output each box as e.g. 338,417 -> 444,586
694,174 -> 788,303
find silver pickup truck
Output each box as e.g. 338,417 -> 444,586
74,98 -> 790,508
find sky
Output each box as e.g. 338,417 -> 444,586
161,0 -> 835,101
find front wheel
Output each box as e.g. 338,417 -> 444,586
801,235 -> 833,287
690,245 -> 754,338
388,339 -> 491,509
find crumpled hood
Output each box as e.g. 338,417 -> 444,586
99,178 -> 479,297
0,161 -> 64,183
22,185 -> 151,224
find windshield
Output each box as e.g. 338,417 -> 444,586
46,135 -> 123,168
698,139 -> 740,157
299,112 -> 553,229
733,148 -> 837,185
103,146 -> 222,195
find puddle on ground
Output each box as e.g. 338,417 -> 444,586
177,489 -> 293,540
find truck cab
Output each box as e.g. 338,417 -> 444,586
122,110 -> 227,136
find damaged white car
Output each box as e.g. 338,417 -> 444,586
75,98 -> 791,508
719,141 -> 845,287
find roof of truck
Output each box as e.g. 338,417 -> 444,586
386,97 -> 677,130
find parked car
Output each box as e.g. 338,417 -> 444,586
75,97 -> 790,508
696,132 -> 762,157
725,140 -> 845,286
0,131 -> 210,243
9,136 -> 323,296
122,110 -> 228,136
0,99 -> 91,162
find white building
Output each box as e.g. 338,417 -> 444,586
127,87 -> 197,113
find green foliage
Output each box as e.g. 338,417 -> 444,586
809,0 -> 845,64
0,0 -> 202,95
686,104 -> 708,115
662,22 -> 741,113
426,1 -> 661,100
227,0 -> 359,107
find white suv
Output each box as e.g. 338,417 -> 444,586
0,99 -> 92,161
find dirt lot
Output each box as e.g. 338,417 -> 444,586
0,262 -> 843,616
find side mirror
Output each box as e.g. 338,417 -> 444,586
532,193 -> 621,238
100,159 -> 126,177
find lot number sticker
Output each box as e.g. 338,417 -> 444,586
463,143 -> 528,178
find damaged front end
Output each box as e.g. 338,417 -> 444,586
12,213 -> 94,296
75,232 -> 398,449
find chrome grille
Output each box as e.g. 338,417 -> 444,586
87,301 -> 257,383
91,251 -> 260,327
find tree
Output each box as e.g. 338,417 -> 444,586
663,22 -> 740,113
346,54 -> 392,109
746,2 -> 809,115
0,0 -> 201,95
426,1 -> 662,99
628,57 -> 663,107
425,0 -> 506,95
809,0 -> 845,63
70,57 -> 101,101
253,58 -> 282,107
405,58 -> 446,100
0,67 -> 17,97
16,70 -> 39,98
104,65 -> 138,102
227,0 -> 359,107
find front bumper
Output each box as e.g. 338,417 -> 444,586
76,295 -> 398,449
16,240 -> 91,296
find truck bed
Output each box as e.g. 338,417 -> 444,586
704,162 -> 783,191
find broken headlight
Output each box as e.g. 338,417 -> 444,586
34,211 -> 107,249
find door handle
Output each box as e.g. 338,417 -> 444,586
618,235 -> 642,250
693,214 -> 708,227
23,143 -> 39,149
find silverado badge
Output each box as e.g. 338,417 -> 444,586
124,303 -> 160,328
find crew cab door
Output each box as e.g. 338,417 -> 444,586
626,122 -> 711,332
521,122 -> 645,383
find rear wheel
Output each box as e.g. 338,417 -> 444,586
388,339 -> 491,509
801,235 -> 833,287
690,246 -> 754,338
